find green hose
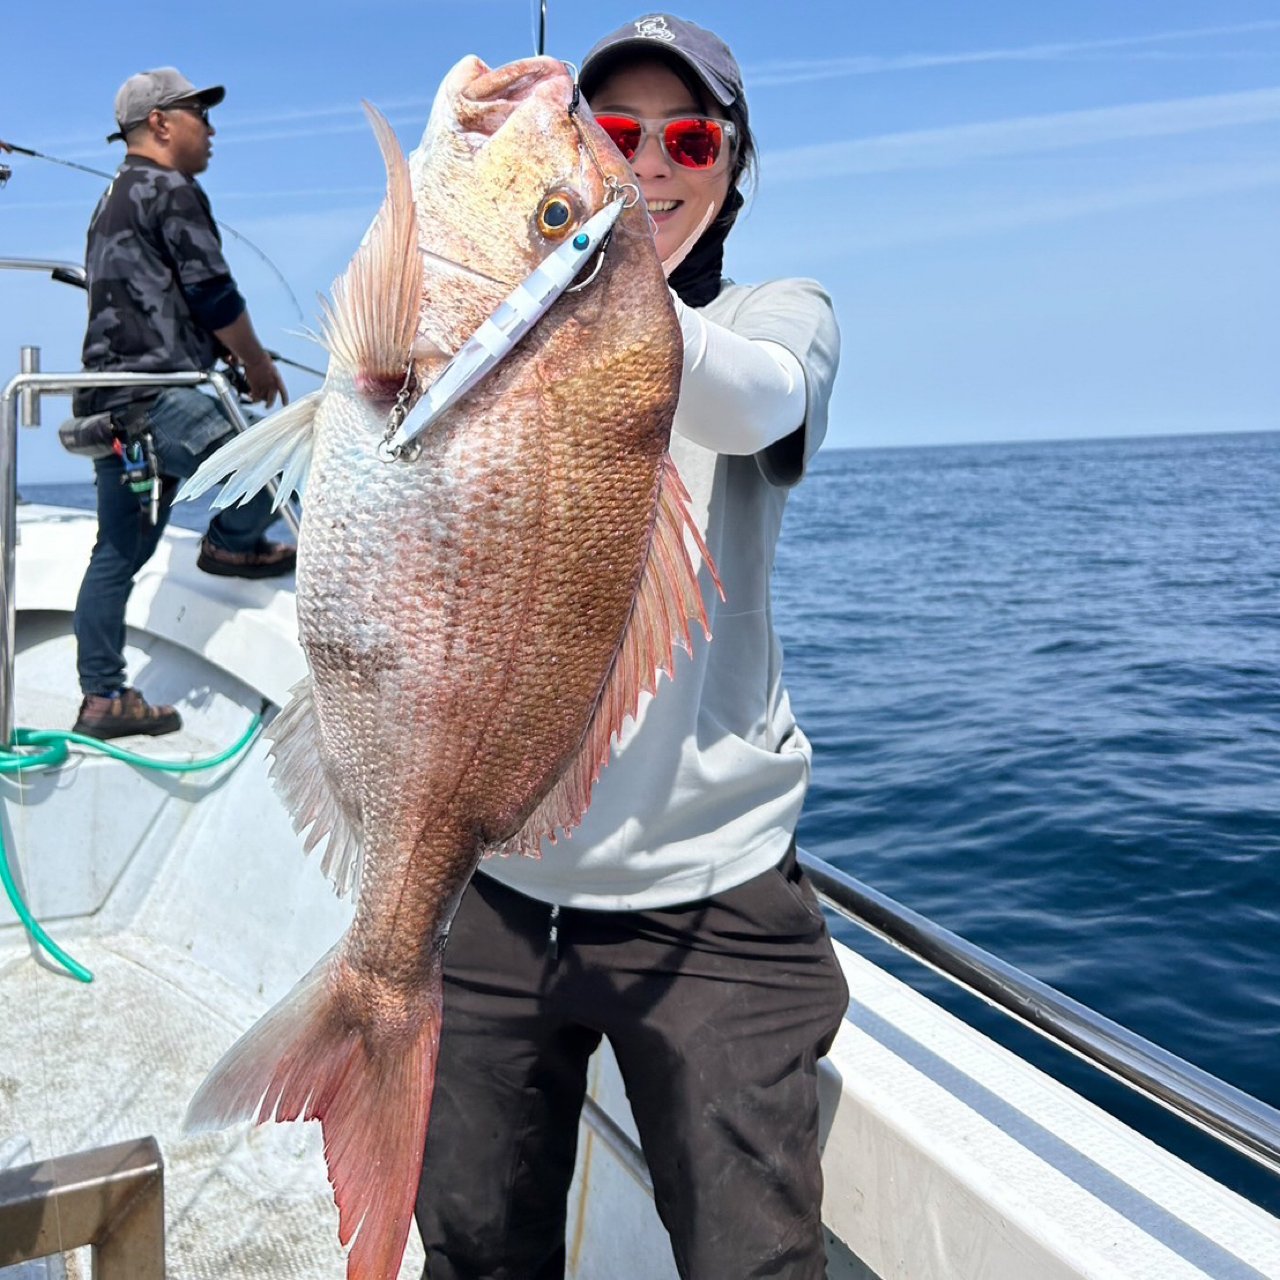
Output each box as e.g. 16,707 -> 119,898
0,827 -> 93,983
0,712 -> 265,983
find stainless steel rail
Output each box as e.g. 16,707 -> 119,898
0,366 -> 302,743
799,848 -> 1280,1180
0,257 -> 87,287
0,1136 -> 165,1278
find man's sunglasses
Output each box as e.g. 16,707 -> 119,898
161,103 -> 212,127
595,114 -> 736,171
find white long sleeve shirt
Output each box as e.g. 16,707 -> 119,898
483,276 -> 841,909
670,292 -> 807,455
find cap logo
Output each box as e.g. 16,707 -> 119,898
634,16 -> 676,42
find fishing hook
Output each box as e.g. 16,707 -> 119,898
564,180 -> 633,293
563,62 -> 581,116
608,177 -> 641,209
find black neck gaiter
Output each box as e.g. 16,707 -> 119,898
667,188 -> 744,308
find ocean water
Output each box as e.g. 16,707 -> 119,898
22,431 -> 1280,1211
772,430 -> 1280,1212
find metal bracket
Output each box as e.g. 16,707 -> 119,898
0,1136 -> 165,1279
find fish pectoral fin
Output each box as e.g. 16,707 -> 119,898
319,102 -> 421,403
268,676 -> 366,898
178,390 -> 321,511
501,453 -> 722,856
185,947 -> 441,1280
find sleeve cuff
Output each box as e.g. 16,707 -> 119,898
185,277 -> 245,333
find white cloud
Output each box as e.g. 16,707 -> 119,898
746,161 -> 1280,258
766,88 -> 1280,180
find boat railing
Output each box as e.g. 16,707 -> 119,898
798,848 -> 1280,1181
0,1136 -> 165,1278
0,257 -> 87,289
0,361 -> 302,745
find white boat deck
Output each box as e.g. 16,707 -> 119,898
0,508 -> 408,1277
1,938 -> 409,1280
1,506 -> 1278,1279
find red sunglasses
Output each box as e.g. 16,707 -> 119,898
595,114 -> 736,171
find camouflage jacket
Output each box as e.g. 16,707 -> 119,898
75,155 -> 246,415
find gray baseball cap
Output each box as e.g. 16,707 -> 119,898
580,14 -> 745,114
107,68 -> 225,142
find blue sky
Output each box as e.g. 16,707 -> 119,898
2,1 -> 1277,482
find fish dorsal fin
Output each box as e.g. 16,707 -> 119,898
267,676 -> 366,898
318,102 -> 421,403
496,453 -> 722,857
179,389 -> 321,511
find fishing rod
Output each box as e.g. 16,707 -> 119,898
533,0 -> 547,56
0,140 -> 108,182
0,138 -> 308,326
269,352 -> 325,378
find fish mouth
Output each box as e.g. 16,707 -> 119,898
455,55 -> 572,136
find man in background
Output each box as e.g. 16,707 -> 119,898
71,67 -> 295,740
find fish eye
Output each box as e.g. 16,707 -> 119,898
537,194 -> 575,239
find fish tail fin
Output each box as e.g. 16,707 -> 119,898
185,948 -> 441,1280
178,389 -> 321,510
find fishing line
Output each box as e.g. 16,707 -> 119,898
213,223 -> 307,325
0,140 -> 308,325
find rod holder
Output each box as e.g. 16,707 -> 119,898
18,348 -> 40,427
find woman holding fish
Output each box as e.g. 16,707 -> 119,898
184,11 -> 841,1279
416,14 -> 845,1279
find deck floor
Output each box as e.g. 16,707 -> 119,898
1,934 -> 425,1279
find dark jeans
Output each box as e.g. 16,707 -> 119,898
415,846 -> 850,1280
73,387 -> 281,695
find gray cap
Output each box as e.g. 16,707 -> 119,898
580,14 -> 745,115
107,67 -> 225,142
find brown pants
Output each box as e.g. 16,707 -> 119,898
415,846 -> 849,1280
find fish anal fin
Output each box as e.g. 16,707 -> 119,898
320,103 -> 421,400
185,949 -> 441,1280
268,677 -> 365,898
498,453 -> 722,855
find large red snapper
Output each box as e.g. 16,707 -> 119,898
181,55 -> 717,1280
